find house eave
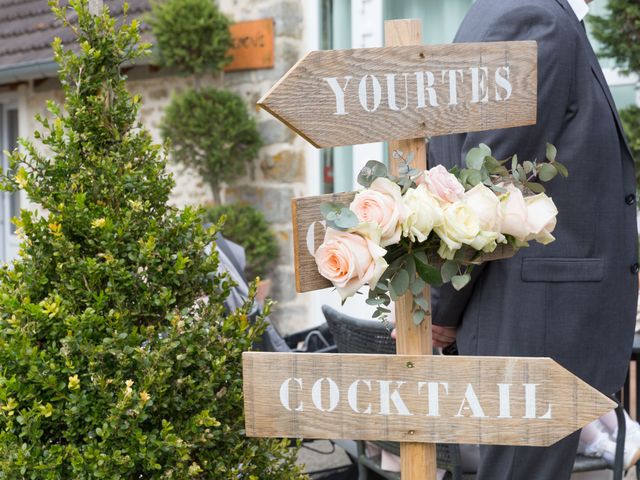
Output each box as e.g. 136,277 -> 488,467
0,60 -> 59,86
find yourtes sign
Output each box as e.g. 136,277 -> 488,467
258,41 -> 537,148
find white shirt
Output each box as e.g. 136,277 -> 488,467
567,0 -> 590,22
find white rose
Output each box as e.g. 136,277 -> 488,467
401,185 -> 444,243
525,193 -> 558,245
435,201 -> 480,252
500,185 -> 530,241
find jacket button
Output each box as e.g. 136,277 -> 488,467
626,194 -> 636,205
632,263 -> 640,274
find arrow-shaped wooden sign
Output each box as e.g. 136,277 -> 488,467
258,41 -> 537,148
243,352 -> 615,447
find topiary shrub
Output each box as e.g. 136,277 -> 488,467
148,0 -> 233,75
204,203 -> 279,280
0,1 -> 306,478
591,0 -> 640,189
161,87 -> 262,204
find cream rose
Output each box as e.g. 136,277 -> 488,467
435,201 -> 480,252
422,165 -> 465,204
464,184 -> 502,232
401,185 -> 444,243
315,223 -> 388,300
525,193 -> 558,245
500,185 -> 530,241
350,177 -> 409,247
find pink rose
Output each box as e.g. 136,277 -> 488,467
350,177 -> 409,247
525,193 -> 558,245
315,223 -> 388,300
500,185 -> 529,241
422,165 -> 465,204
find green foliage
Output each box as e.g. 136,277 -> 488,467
148,0 -> 233,74
591,0 -> 640,190
204,203 -> 279,280
591,0 -> 640,74
161,87 -> 262,203
0,1 -> 305,478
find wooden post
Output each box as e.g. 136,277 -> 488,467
88,0 -> 103,16
385,19 -> 437,480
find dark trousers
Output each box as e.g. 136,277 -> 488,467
476,430 -> 581,480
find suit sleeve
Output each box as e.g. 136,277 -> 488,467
431,5 -> 578,328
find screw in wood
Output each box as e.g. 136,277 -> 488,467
406,362 -> 414,368
408,430 -> 416,435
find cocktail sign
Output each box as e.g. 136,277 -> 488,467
243,19 -> 608,480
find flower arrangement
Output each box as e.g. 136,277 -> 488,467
315,143 -> 567,324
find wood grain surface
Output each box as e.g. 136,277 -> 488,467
243,352 -> 615,447
258,41 -> 537,148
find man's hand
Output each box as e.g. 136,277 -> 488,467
390,324 -> 457,348
432,325 -> 457,348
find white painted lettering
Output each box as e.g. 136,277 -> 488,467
442,69 -> 464,106
415,71 -> 439,108
386,73 -> 410,111
495,66 -> 512,101
470,67 -> 489,103
497,383 -> 512,418
311,377 -> 340,412
279,378 -> 304,412
524,384 -> 552,419
455,384 -> 486,418
348,379 -> 373,414
324,76 -> 352,115
378,380 -> 412,416
418,381 -> 449,417
358,75 -> 382,112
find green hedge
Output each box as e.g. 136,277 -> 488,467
0,1 -> 306,478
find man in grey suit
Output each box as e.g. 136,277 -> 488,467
429,0 -> 638,477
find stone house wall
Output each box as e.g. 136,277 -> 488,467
17,0 -> 315,336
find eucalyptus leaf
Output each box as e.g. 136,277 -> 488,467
467,169 -> 482,186
525,182 -> 545,194
334,208 -> 359,229
451,273 -> 471,290
440,260 -> 459,283
538,163 -> 558,182
320,202 -> 342,218
485,156 -> 500,172
511,154 -> 518,173
357,160 -> 388,188
465,145 -> 491,170
546,143 -> 557,162
412,311 -> 425,326
406,152 -> 415,165
410,276 -> 426,295
365,297 -> 385,306
414,255 -> 443,286
414,296 -> 429,311
554,161 -> 569,177
390,269 -> 410,297
523,161 -> 534,174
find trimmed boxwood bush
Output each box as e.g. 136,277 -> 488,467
149,0 -> 233,74
204,203 -> 279,279
161,87 -> 262,204
0,1 -> 306,478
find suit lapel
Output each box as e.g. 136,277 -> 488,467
554,0 -> 633,158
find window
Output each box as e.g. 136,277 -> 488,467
0,101 -> 20,264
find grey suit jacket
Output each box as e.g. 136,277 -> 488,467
430,0 -> 638,394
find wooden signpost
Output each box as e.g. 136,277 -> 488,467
244,19 -> 614,480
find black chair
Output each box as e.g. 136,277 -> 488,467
322,304 -> 631,480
